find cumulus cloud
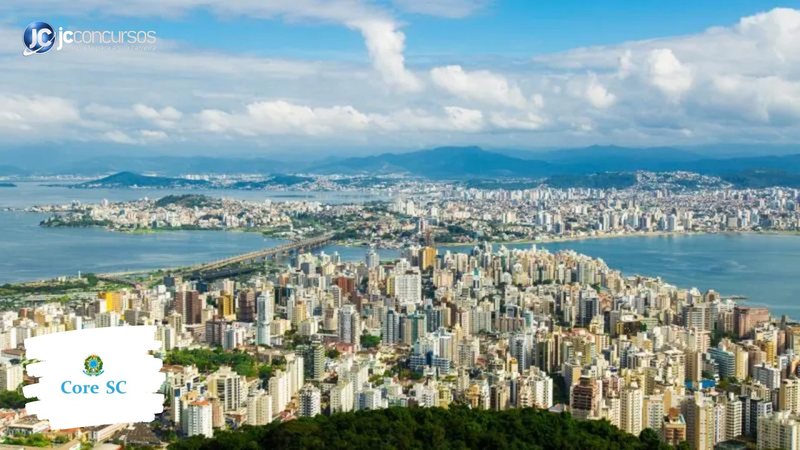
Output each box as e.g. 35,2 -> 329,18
199,100 -> 371,136
2,6 -> 800,148
584,74 -> 616,108
133,104 -> 183,129
6,0 -> 422,92
0,95 -> 80,132
430,65 -> 527,108
489,112 -> 548,131
646,49 -> 693,98
104,130 -> 138,145
349,19 -> 422,92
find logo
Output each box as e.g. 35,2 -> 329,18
23,327 -> 164,429
22,22 -> 158,57
83,354 -> 104,376
23,21 -> 55,56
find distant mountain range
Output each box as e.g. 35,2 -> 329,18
307,146 -> 800,181
6,145 -> 800,188
309,146 -> 553,178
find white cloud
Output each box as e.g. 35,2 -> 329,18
6,0 -> 422,92
393,0 -> 491,18
584,74 -> 616,108
133,104 -> 183,129
617,50 -> 634,79
430,65 -> 527,108
140,129 -> 169,140
104,130 -> 138,145
199,100 -> 371,136
1,7 -> 800,149
646,49 -> 692,98
489,112 -> 547,131
349,19 -> 422,92
0,95 -> 80,132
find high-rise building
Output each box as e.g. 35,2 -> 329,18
383,308 -> 401,344
338,305 -> 360,349
578,294 -> 599,327
204,318 -> 226,347
753,363 -> 781,390
682,392 -> 715,450
246,391 -> 272,426
401,312 -> 427,346
185,399 -> 213,438
366,248 -> 380,269
571,376 -> 600,420
758,411 -> 800,450
661,407 -> 687,446
210,366 -> 242,412
734,306 -> 770,338
237,290 -> 256,322
620,382 -> 644,436
419,246 -> 437,271
299,384 -> 321,417
298,341 -> 325,381
510,333 -> 530,373
256,290 -> 273,346
0,362 -> 22,391
175,291 -> 203,325
722,392 -> 743,441
743,393 -> 774,437
781,379 -> 800,414
217,293 -> 235,319
393,270 -> 422,304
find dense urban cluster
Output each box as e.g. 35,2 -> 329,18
31,182 -> 800,249
1,232 -> 799,449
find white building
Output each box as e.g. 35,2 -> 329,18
246,391 -> 272,426
299,384 -> 321,417
0,362 -> 23,391
185,399 -> 213,438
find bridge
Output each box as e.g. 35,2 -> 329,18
175,233 -> 333,278
97,233 -> 335,284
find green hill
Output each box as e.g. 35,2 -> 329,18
168,406 -> 684,450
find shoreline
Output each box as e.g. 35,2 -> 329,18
339,229 -> 799,249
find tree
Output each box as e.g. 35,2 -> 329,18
360,334 -> 381,349
638,428 -> 661,450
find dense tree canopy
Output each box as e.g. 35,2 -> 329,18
169,406 -> 679,450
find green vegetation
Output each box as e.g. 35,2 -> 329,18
165,348 -> 263,378
722,169 -> 800,188
0,273 -> 104,297
168,406 -> 681,450
155,194 -> 220,208
0,388 -> 31,409
4,433 -> 51,447
360,334 -> 381,349
40,215 -> 113,228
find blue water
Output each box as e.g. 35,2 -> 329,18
0,184 -> 798,318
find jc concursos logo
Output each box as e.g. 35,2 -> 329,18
23,21 -> 55,56
22,21 -> 158,56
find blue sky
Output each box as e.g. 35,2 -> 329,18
30,1 -> 793,57
1,0 -> 800,156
